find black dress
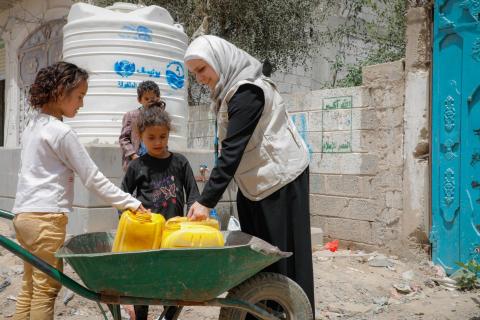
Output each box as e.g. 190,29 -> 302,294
198,84 -> 315,314
121,152 -> 200,320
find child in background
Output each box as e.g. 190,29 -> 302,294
119,80 -> 165,171
12,61 -> 146,320
121,102 -> 200,320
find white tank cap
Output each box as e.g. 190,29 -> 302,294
106,2 -> 143,13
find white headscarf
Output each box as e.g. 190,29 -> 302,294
184,35 -> 263,107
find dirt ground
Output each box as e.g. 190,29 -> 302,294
1,220 -> 480,320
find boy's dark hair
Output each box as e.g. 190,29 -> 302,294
137,102 -> 171,134
137,80 -> 160,99
29,61 -> 89,109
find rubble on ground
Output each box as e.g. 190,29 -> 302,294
0,221 -> 479,320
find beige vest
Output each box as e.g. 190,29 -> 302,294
217,77 -> 309,201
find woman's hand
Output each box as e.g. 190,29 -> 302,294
187,201 -> 210,221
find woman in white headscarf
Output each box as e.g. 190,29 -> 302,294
185,35 -> 315,314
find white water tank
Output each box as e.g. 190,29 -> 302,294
62,2 -> 188,148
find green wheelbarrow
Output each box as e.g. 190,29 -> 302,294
0,209 -> 313,320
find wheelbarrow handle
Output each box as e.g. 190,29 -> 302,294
0,209 -> 14,221
0,233 -> 101,302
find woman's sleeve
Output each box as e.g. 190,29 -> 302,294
183,159 -> 201,210
198,84 -> 265,208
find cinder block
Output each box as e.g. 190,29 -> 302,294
322,109 -> 353,131
308,111 -> 323,131
308,133 -> 322,153
310,86 -> 370,109
405,7 -> 430,70
362,60 -> 405,86
351,108 -> 377,130
309,174 -> 327,194
310,153 -> 378,175
310,194 -> 377,221
311,227 -> 324,247
321,216 -> 374,244
371,85 -> 405,109
375,106 -> 405,129
351,130 -> 376,153
371,171 -> 403,191
386,191 -> 403,210
321,131 -> 353,152
324,175 -> 374,199
310,194 -> 348,216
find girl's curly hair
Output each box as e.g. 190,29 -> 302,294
29,61 -> 89,109
137,101 -> 171,134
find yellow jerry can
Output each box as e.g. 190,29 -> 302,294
161,216 -> 223,248
112,210 -> 165,252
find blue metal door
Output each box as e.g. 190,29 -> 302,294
432,0 -> 480,274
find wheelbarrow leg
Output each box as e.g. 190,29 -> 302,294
155,306 -> 183,320
107,304 -> 122,320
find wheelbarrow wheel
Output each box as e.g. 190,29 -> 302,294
218,272 -> 313,320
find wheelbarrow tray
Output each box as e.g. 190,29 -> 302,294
56,231 -> 288,302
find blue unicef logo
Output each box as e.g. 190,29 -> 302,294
136,25 -> 152,41
114,60 -> 136,78
166,60 -> 185,89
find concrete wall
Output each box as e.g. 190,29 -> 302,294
402,7 -> 431,248
0,145 -> 236,234
0,145 -> 126,234
0,0 -> 73,148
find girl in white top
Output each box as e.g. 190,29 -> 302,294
11,61 -> 145,320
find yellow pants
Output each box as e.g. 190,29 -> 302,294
12,213 -> 68,320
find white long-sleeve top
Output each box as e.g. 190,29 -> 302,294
13,113 -> 141,214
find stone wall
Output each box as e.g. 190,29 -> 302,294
186,7 -> 432,256
280,60 -> 405,252
187,62 -> 407,252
